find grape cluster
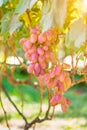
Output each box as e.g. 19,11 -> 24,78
20,26 -> 56,77
20,27 -> 72,112
44,64 -> 71,91
44,64 -> 71,112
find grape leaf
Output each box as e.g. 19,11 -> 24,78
9,15 -> 22,35
1,13 -> 22,36
15,0 -> 37,15
41,0 -> 67,31
1,13 -> 11,35
41,7 -> 55,32
65,18 -> 87,48
53,0 -> 67,29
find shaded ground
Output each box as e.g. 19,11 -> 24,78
0,100 -> 87,130
0,117 -> 87,130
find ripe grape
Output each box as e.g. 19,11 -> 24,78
30,52 -> 38,63
37,47 -> 44,56
43,45 -> 48,51
30,26 -> 40,35
30,34 -> 37,43
38,33 -> 47,43
19,38 -> 26,45
50,94 -> 62,106
23,40 -> 32,51
34,63 -> 41,76
27,64 -> 34,74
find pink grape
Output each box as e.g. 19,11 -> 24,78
19,38 -> 26,45
34,63 -> 41,76
55,64 -> 61,76
38,55 -> 45,63
50,68 -> 56,78
44,74 -> 50,84
61,97 -> 72,112
27,64 -> 34,74
57,81 -> 64,91
43,45 -> 48,51
40,62 -> 47,69
23,41 -> 28,51
23,40 -> 32,51
61,97 -> 67,113
45,51 -> 50,58
40,68 -> 45,75
37,47 -> 44,56
45,41 -> 51,46
50,53 -> 56,64
59,72 -> 66,82
46,31 -> 52,41
38,33 -> 47,43
47,79 -> 54,88
50,94 -> 62,106
61,102 -> 67,113
24,51 -> 30,59
30,26 -> 40,35
65,98 -> 72,105
30,52 -> 38,63
52,78 -> 58,87
30,34 -> 37,43
28,45 -> 36,55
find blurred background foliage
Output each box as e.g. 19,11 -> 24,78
0,0 -> 87,129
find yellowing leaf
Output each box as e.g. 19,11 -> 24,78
20,12 -> 30,26
65,18 -> 87,48
41,0 -> 67,31
53,0 -> 67,29
0,51 -> 5,63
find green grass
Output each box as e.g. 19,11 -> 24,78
2,76 -> 40,102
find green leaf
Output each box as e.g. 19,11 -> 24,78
15,0 -> 37,15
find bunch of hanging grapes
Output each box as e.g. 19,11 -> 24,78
44,64 -> 71,112
20,26 -> 72,112
20,26 -> 57,76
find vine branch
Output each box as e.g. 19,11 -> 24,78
0,93 -> 11,130
2,85 -> 28,124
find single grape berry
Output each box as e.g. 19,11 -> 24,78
34,63 -> 41,76
30,34 -> 37,43
30,52 -> 38,63
27,64 -> 34,74
38,33 -> 47,43
37,47 -> 44,56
